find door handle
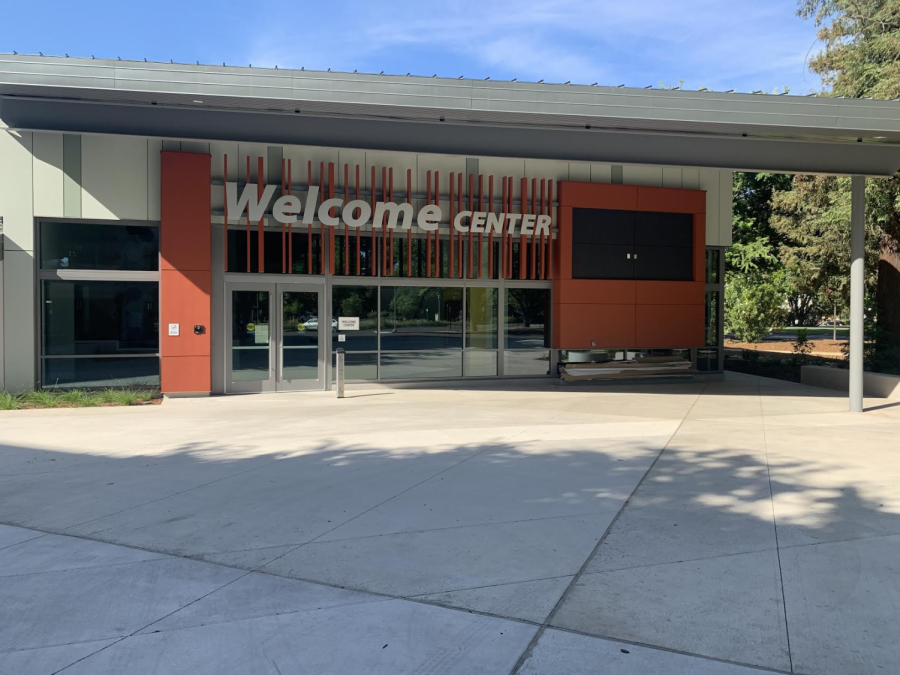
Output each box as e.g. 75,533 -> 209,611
633,254 -> 638,260
626,253 -> 632,259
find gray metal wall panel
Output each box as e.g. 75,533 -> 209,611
62,133 -> 82,217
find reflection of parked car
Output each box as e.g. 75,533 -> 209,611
301,318 -> 338,330
818,319 -> 845,327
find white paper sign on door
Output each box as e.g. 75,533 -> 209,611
338,317 -> 359,331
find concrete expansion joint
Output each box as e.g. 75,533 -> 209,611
507,383 -> 710,674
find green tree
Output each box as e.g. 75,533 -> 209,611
798,0 -> 900,359
724,238 -> 788,342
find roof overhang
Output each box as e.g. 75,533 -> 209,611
2,54 -> 900,176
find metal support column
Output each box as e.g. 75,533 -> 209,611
849,175 -> 865,412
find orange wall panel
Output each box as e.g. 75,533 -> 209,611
553,304 -> 636,349
161,357 -> 212,394
160,151 -> 212,394
553,279 -> 636,305
637,186 -> 705,214
635,281 -> 704,306
635,304 -> 704,348
553,180 -> 708,351
558,182 -> 638,210
160,269 -> 212,358
160,152 -> 212,272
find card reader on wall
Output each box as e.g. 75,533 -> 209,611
194,325 -> 206,335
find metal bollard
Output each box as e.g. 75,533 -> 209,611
335,348 -> 345,399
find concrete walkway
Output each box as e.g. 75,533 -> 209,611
1,372 -> 898,674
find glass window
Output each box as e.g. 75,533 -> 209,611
43,281 -> 159,356
504,350 -> 550,376
706,249 -> 721,284
697,348 -> 720,372
380,350 -> 462,379
465,287 -> 498,349
231,290 -> 270,382
380,286 -> 462,351
41,222 -> 159,271
332,352 -> 378,381
43,357 -> 160,389
331,286 -> 378,351
505,288 -> 550,350
464,350 -> 497,376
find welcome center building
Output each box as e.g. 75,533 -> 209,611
1,55 -> 898,409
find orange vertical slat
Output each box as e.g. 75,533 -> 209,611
287,159 -> 293,274
520,177 -> 527,280
547,178 -> 556,279
246,156 -> 251,272
355,165 -> 361,276
321,162 -> 328,275
425,170 -> 432,278
434,171 -> 440,278
388,168 -> 395,276
531,178 -> 537,280
468,174 -> 474,278
488,175 -> 494,279
499,175 -> 506,279
476,174 -> 485,278
509,176 -> 515,279
449,172 -> 455,280
457,173 -> 463,278
344,163 -> 349,276
379,166 -> 388,277
540,178 -> 546,280
406,168 -> 412,276
328,162 -> 336,276
370,165 -> 377,276
307,160 -> 313,274
223,154 -> 229,272
257,157 -> 264,274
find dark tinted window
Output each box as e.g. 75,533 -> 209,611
43,280 -> 159,355
573,209 -> 633,245
43,357 -> 160,389
634,212 -> 693,247
331,286 -> 378,351
41,222 -> 159,271
380,286 -> 462,350
505,288 -> 550,349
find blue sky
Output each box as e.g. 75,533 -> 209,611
3,0 -> 823,94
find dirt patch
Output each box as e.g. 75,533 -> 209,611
725,339 -> 848,358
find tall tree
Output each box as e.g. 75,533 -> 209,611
798,0 -> 900,354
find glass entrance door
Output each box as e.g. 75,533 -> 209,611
279,288 -> 323,391
226,282 -> 324,393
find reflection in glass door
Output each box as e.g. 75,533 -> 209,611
280,289 -> 322,390
231,288 -> 273,391
226,282 -> 324,393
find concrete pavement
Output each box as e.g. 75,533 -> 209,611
1,372 -> 898,673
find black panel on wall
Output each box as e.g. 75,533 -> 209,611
573,244 -> 633,279
633,246 -> 693,280
573,209 -> 634,245
635,212 -> 693,247
572,207 -> 694,281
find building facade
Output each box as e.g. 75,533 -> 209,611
1,55 -> 897,400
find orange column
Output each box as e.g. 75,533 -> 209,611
160,151 -> 212,394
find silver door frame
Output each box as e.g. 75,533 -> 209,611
225,279 -> 326,393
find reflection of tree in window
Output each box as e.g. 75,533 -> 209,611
506,289 -> 549,350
